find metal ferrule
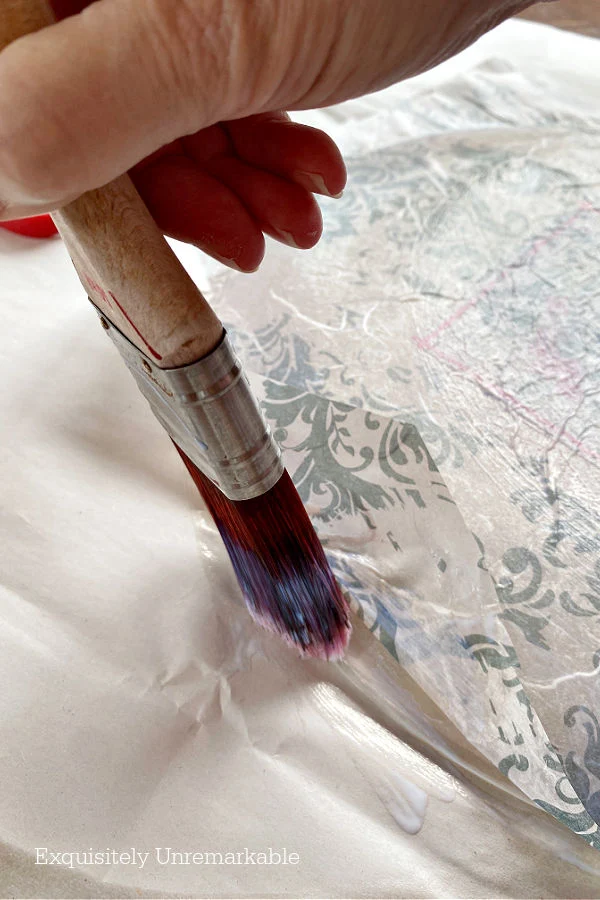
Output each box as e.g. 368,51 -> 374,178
94,307 -> 283,501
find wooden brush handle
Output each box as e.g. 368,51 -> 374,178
53,178 -> 223,367
1,0 -> 223,368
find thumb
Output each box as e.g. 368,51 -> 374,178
0,0 -> 269,218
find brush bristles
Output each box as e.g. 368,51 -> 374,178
175,446 -> 351,660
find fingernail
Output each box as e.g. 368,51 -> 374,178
293,171 -> 343,199
273,229 -> 301,249
211,252 -> 244,272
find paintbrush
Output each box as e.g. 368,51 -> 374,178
1,0 -> 350,660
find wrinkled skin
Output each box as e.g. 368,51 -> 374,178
0,0 -> 537,267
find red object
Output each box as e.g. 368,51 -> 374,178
0,215 -> 58,239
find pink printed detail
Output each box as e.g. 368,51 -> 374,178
429,346 -> 599,463
414,202 -> 600,464
416,203 -> 595,353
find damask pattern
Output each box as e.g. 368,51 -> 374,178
211,67 -> 600,845
250,373 -> 600,846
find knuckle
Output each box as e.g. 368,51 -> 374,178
0,115 -> 58,210
139,0 -> 284,125
0,46 -> 81,209
140,0 -> 236,120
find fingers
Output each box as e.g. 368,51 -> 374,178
0,0 -> 347,221
182,117 -> 343,252
183,121 -> 327,249
133,140 -> 326,267
133,121 -> 329,265
225,114 -> 346,199
191,152 -> 323,250
131,154 -> 265,272
0,0 -> 532,221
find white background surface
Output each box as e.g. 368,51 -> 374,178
1,18 -> 600,899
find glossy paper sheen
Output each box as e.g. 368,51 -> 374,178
1,19 -> 599,898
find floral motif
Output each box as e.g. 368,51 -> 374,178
492,547 -> 553,650
562,706 -> 600,825
510,480 -> 600,568
489,542 -> 600,651
209,106 -> 600,848
257,373 -> 600,845
260,380 -> 452,524
262,381 -> 393,522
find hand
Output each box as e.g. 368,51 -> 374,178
0,0 -> 535,269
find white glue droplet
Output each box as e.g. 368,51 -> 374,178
311,683 -> 457,834
373,772 -> 429,834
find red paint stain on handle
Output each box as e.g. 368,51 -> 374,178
83,273 -> 114,309
83,272 -> 163,361
108,292 -> 163,360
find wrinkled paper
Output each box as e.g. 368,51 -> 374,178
1,17 -> 600,899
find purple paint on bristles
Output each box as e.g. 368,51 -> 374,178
175,446 -> 351,660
